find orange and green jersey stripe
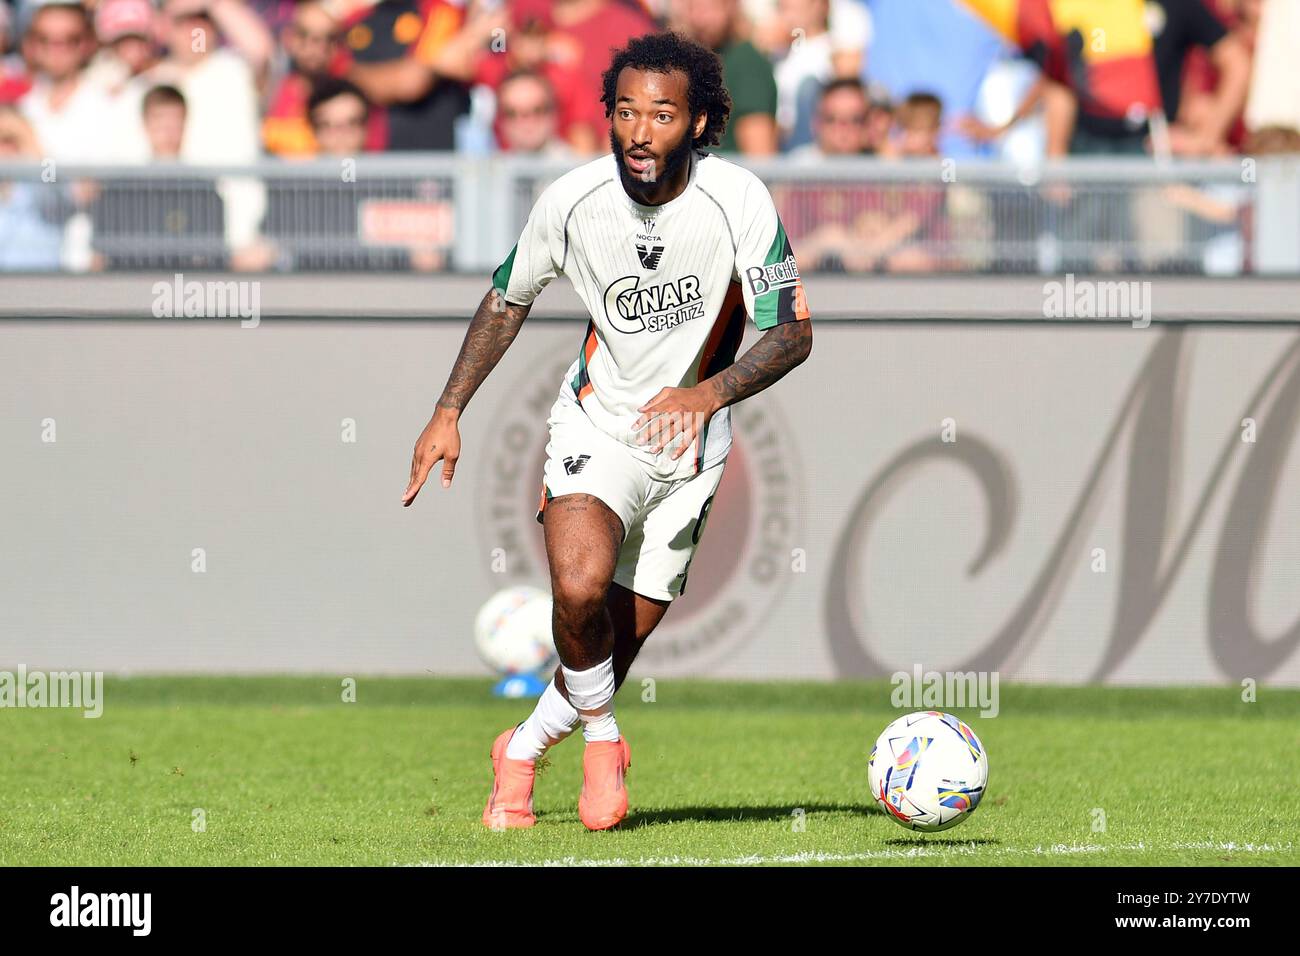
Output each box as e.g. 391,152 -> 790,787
569,319 -> 598,402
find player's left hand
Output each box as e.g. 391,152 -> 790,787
632,385 -> 718,459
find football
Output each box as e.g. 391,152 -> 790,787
473,586 -> 558,676
868,711 -> 989,833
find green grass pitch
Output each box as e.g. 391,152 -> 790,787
2,677 -> 1297,866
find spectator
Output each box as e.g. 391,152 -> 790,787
141,83 -> 186,158
882,90 -> 941,157
1147,0 -> 1251,156
88,0 -> 161,87
864,0 -> 1008,158
90,83 -> 227,270
786,75 -> 868,159
775,78 -> 868,270
18,0 -> 117,160
861,82 -> 893,151
546,0 -> 659,154
750,0 -> 869,79
85,0 -> 163,162
675,0 -> 778,154
176,0 -> 276,85
958,60 -> 1072,163
306,74 -> 367,155
1154,123 -> 1300,274
150,0 -> 266,268
1038,3 -> 1163,155
446,1 -> 590,154
260,74 -> 447,272
0,102 -> 63,269
1180,0 -> 1258,151
782,86 -> 947,273
263,1 -> 343,156
1243,0 -> 1300,135
494,69 -> 574,156
339,0 -> 471,151
766,0 -> 847,151
152,0 -> 262,163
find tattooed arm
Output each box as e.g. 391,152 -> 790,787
634,320 -> 812,459
703,319 -> 812,412
402,288 -> 530,505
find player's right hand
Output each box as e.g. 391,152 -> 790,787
402,408 -> 461,506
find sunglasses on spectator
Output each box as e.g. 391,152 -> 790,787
820,111 -> 868,126
501,104 -> 554,120
293,25 -> 336,43
32,31 -> 87,47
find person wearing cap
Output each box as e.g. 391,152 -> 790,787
91,0 -> 160,85
80,0 -> 161,161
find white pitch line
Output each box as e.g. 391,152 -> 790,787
402,840 -> 1295,868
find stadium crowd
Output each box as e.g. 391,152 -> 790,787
1,0 -> 1298,272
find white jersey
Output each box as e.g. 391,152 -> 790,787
492,148 -> 811,482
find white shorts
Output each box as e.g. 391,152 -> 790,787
534,392 -> 725,601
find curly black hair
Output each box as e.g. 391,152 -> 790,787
599,31 -> 732,150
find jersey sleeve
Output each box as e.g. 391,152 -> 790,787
492,185 -> 565,307
733,176 -> 812,331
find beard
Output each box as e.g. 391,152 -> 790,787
610,125 -> 695,197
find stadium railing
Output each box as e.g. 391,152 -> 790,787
0,155 -> 1296,277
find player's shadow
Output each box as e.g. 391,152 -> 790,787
622,803 -> 880,829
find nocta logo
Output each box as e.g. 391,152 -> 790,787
50,886 -> 151,936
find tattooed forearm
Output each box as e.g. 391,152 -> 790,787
436,288 -> 531,414
705,320 -> 811,411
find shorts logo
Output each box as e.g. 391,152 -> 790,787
562,454 -> 591,475
636,243 -> 665,270
743,254 -> 801,298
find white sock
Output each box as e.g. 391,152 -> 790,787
561,657 -> 620,743
504,679 -> 579,760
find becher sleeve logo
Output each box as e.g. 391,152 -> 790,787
744,254 -> 802,298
